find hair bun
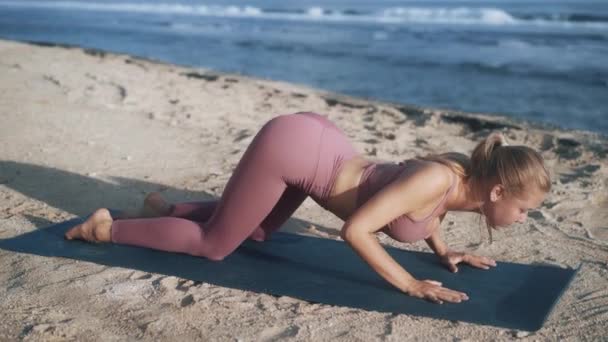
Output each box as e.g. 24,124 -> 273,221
487,132 -> 509,150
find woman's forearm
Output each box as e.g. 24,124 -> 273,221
424,218 -> 449,257
425,229 -> 448,257
342,228 -> 416,293
340,221 -> 470,304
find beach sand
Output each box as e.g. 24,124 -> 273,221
0,39 -> 607,341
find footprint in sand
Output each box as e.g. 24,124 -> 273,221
257,325 -> 299,341
180,294 -> 195,307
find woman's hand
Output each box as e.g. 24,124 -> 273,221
440,250 -> 497,273
406,279 -> 469,304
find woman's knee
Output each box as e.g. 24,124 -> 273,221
193,244 -> 237,261
205,252 -> 228,261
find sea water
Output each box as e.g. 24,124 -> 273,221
1,0 -> 606,134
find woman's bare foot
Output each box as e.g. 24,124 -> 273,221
65,208 -> 113,243
141,192 -> 172,217
113,192 -> 172,220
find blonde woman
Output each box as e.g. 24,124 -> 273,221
66,112 -> 550,304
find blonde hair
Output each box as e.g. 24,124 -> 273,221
417,132 -> 551,242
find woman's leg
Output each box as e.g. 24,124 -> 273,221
109,114 -> 322,260
111,192 -> 210,220
152,187 -> 306,241
250,186 -> 308,241
167,201 -> 218,221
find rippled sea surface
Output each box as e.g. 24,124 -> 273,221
1,0 -> 607,133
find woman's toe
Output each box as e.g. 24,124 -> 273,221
64,225 -> 81,240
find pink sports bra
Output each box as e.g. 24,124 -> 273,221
355,159 -> 456,243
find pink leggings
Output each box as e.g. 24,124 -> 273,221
111,112 -> 357,260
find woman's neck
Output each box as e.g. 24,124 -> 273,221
445,175 -> 483,214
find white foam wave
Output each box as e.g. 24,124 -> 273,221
1,1 -> 607,29
308,7 -> 325,18
378,7 -> 516,25
0,1 -> 264,17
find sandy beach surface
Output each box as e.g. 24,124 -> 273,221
1,39 -> 607,341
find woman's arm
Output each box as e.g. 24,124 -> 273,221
424,214 -> 448,257
341,226 -> 416,292
341,163 -> 468,304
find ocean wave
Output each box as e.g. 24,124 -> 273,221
442,61 -> 608,88
221,37 -> 608,88
1,1 -> 608,29
514,12 -> 608,24
378,7 -> 517,25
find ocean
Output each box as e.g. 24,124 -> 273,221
1,0 -> 607,134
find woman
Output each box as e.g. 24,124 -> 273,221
65,112 -> 550,304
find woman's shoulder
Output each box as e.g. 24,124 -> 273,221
405,158 -> 454,190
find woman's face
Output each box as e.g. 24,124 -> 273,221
482,184 -> 546,229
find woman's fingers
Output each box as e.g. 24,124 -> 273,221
435,286 -> 468,302
472,261 -> 490,269
437,287 -> 469,303
482,256 -> 497,267
470,255 -> 496,267
423,280 -> 442,286
463,254 -> 497,269
426,293 -> 442,304
419,280 -> 468,303
429,290 -> 463,304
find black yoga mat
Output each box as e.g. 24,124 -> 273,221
0,215 -> 577,331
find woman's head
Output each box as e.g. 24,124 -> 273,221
469,132 -> 551,229
418,132 -> 551,231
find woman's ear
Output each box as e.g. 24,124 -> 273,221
490,184 -> 504,202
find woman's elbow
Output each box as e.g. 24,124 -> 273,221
340,226 -> 351,243
340,224 -> 365,244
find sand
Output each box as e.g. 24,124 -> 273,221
0,39 -> 607,341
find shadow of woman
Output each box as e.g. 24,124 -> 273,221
0,160 -> 339,237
